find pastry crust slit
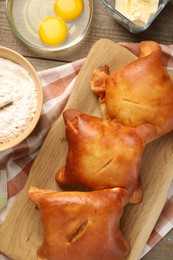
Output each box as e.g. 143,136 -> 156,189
69,219 -> 88,244
95,157 -> 114,173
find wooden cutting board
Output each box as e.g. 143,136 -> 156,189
1,39 -> 173,260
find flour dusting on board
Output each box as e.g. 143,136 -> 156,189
0,58 -> 37,144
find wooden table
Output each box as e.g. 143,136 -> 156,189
1,0 -> 173,259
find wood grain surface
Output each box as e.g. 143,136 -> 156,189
1,0 -> 173,63
1,0 -> 173,258
0,39 -> 173,260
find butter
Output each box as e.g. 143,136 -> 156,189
115,0 -> 159,26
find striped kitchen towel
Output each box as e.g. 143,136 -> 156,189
0,43 -> 173,260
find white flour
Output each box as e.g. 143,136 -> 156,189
0,58 -> 37,144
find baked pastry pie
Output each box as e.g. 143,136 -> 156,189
91,41 -> 173,140
55,109 -> 156,203
28,186 -> 130,260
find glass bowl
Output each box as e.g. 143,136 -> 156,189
5,0 -> 93,51
102,0 -> 169,33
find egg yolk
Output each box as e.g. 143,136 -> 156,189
54,0 -> 84,21
38,16 -> 68,46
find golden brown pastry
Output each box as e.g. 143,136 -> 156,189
55,109 -> 156,203
91,41 -> 173,140
28,186 -> 130,260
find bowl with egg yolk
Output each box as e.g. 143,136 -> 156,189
6,0 -> 93,51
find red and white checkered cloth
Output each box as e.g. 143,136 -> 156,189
0,43 -> 173,260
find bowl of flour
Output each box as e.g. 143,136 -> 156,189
0,47 -> 43,151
